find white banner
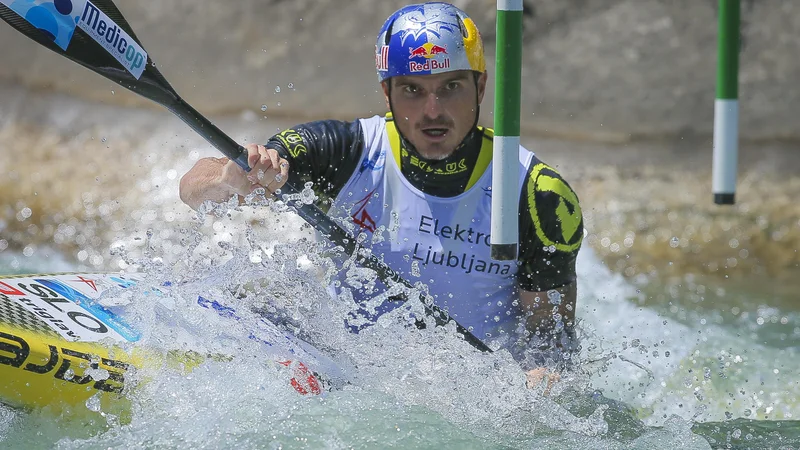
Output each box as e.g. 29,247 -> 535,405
76,1 -> 147,79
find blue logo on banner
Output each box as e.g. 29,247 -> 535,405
36,278 -> 140,342
1,0 -> 87,50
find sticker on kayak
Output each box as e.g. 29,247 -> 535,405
1,0 -> 147,79
1,0 -> 88,51
0,275 -> 139,343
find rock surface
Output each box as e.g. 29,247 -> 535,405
2,0 -> 799,141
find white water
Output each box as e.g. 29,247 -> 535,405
0,182 -> 712,448
1,88 -> 798,448
0,237 -> 714,449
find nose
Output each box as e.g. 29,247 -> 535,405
423,92 -> 443,118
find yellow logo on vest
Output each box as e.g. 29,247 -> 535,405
401,149 -> 468,175
275,129 -> 307,158
527,164 -> 583,252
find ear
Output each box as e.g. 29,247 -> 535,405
476,71 -> 488,104
381,80 -> 391,110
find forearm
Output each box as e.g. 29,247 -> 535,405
515,283 -> 579,370
522,283 -> 576,338
179,157 -> 235,210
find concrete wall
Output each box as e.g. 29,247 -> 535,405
2,0 -> 798,141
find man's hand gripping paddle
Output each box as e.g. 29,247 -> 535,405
0,0 -> 492,353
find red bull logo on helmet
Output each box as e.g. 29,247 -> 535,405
407,42 -> 450,73
409,58 -> 450,73
375,45 -> 389,71
408,42 -> 448,59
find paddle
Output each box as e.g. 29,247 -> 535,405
0,0 -> 491,353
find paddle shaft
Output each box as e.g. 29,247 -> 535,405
170,96 -> 491,352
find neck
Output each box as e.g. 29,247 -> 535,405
398,127 -> 483,197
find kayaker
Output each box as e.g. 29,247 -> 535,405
179,2 -> 583,390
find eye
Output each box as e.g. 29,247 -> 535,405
445,81 -> 461,91
402,85 -> 419,94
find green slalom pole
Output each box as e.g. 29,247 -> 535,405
491,0 -> 523,260
712,0 -> 740,205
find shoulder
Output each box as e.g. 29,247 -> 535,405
522,158 -> 583,254
357,114 -> 392,150
360,114 -> 387,129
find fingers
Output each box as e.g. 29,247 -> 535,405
277,159 -> 289,183
238,143 -> 289,195
525,368 -> 560,396
245,143 -> 262,169
525,367 -> 547,389
544,372 -> 560,396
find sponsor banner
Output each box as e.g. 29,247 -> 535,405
77,1 -> 147,79
0,329 -> 129,394
1,0 -> 147,78
0,274 -> 139,342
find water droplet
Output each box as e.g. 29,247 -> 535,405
410,261 -> 421,277
288,83 -> 294,89
261,104 -> 268,111
275,86 -> 281,93
85,394 -> 101,412
300,187 -> 316,204
669,236 -> 679,248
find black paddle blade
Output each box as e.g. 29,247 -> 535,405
1,0 -> 249,165
0,0 -> 177,106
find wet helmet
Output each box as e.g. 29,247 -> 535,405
375,2 -> 486,82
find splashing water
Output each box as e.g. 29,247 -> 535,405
2,86 -> 800,448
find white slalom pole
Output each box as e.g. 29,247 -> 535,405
712,0 -> 740,205
491,0 -> 523,260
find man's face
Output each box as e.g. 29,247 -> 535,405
383,70 -> 487,160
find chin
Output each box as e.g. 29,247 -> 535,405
416,141 -> 457,160
421,151 -> 453,161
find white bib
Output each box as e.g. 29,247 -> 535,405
328,115 -> 534,343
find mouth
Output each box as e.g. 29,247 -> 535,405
421,127 -> 449,139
